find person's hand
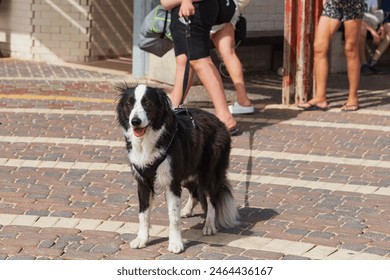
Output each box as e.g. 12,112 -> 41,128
378,25 -> 385,40
179,0 -> 195,18
371,30 -> 381,45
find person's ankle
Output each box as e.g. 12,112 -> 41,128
236,100 -> 252,107
219,114 -> 236,130
308,98 -> 327,105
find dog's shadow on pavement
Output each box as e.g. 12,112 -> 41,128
185,207 -> 279,237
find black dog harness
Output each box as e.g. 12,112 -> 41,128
131,125 -> 178,192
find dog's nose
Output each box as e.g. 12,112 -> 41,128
131,117 -> 142,127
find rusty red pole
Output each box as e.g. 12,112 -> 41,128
295,0 -> 313,104
282,0 -> 322,105
282,0 -> 296,105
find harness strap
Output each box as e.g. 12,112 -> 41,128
132,125 -> 178,194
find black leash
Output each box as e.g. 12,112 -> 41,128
181,17 -> 191,104
174,16 -> 196,129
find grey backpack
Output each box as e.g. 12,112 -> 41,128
139,5 -> 173,57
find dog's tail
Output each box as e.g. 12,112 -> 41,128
215,179 -> 239,229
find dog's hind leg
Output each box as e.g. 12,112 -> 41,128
203,196 -> 217,235
166,189 -> 184,253
181,181 -> 199,217
131,186 -> 152,249
181,193 -> 198,217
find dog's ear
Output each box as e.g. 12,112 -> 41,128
115,83 -> 136,130
157,88 -> 172,113
151,87 -> 173,128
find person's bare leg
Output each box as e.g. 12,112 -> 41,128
342,18 -> 362,108
372,23 -> 390,61
298,16 -> 341,109
211,23 -> 251,107
190,57 -> 236,129
359,22 -> 368,64
170,54 -> 195,108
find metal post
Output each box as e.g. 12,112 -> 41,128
132,1 -> 153,79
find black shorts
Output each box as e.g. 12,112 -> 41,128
170,0 -> 218,60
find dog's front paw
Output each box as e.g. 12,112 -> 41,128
130,237 -> 147,249
203,224 -> 217,236
168,241 -> 184,253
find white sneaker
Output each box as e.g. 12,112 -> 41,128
228,102 -> 254,115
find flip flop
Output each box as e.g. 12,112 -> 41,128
298,102 -> 328,111
228,126 -> 240,136
340,103 -> 359,112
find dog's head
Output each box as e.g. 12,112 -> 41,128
116,84 -> 173,139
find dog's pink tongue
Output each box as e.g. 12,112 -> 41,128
133,127 -> 146,137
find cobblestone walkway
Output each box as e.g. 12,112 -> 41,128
0,58 -> 389,260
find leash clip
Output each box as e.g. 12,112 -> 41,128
174,105 -> 197,129
179,17 -> 191,25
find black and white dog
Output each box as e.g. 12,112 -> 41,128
116,84 -> 238,253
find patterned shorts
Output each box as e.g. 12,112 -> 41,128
322,0 -> 365,22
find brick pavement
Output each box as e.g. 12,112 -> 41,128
0,58 -> 389,260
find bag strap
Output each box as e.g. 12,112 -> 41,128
160,10 -> 169,39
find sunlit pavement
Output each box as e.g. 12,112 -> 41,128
0,58 -> 389,260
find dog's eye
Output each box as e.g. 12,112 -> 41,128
126,98 -> 134,108
143,100 -> 152,108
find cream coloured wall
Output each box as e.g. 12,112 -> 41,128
0,0 -> 133,63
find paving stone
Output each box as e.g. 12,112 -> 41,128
21,247 -> 64,258
0,232 -> 18,239
50,211 -> 74,218
39,240 -> 56,249
307,231 -> 335,239
282,255 -> 311,260
91,244 -> 120,254
77,244 -> 95,252
363,247 -> 390,256
197,251 -> 228,260
339,243 -> 367,252
11,215 -> 38,226
7,255 -> 36,260
157,254 -> 186,260
61,250 -> 106,260
0,245 -> 22,255
285,228 -> 311,236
